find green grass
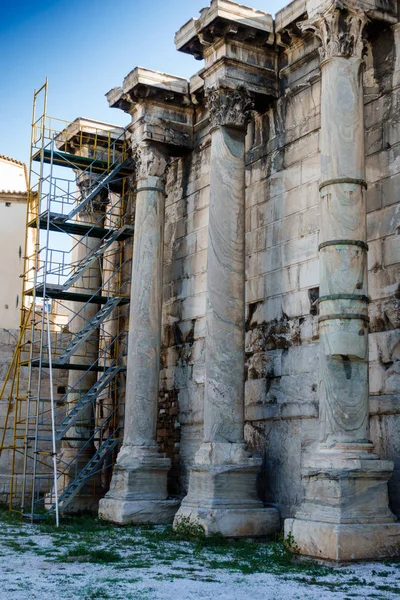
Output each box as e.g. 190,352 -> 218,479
1,507 -> 400,598
61,544 -> 122,563
0,511 -> 335,577
82,588 -> 113,600
1,539 -> 33,552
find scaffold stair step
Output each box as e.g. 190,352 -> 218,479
62,224 -> 134,290
56,297 -> 123,364
28,211 -> 135,240
55,365 -> 123,439
66,159 -> 133,222
47,435 -> 119,513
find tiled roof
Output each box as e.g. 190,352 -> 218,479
0,155 -> 28,195
0,154 -> 26,167
0,189 -> 28,195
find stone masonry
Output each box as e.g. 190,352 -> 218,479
98,0 -> 400,560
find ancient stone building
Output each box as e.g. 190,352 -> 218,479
1,0 -> 400,562
98,0 -> 400,561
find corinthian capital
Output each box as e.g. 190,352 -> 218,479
298,1 -> 368,61
205,87 -> 254,130
128,140 -> 169,180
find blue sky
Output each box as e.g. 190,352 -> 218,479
0,0 -> 287,165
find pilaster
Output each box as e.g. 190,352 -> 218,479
284,0 -> 400,560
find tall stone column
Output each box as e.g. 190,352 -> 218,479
99,142 -> 179,524
173,87 -> 279,537
203,88 -> 251,448
285,0 -> 400,561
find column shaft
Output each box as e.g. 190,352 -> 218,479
318,56 -> 369,446
204,126 -> 245,444
285,2 -> 400,560
124,175 -> 165,447
173,87 -> 279,537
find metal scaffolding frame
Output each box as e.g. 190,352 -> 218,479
0,80 -> 134,522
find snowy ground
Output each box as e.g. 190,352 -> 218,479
0,510 -> 399,600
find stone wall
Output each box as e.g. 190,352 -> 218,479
243,35 -> 321,517
0,328 -> 69,504
161,131 -> 210,493
158,20 -> 400,519
365,21 -> 400,517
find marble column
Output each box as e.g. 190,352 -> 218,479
173,88 -> 279,537
285,0 -> 400,561
99,143 -> 179,524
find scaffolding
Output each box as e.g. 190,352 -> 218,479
0,80 -> 135,522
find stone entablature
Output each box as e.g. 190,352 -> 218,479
107,68 -> 193,151
175,0 -> 274,59
175,1 -> 278,102
55,118 -> 125,156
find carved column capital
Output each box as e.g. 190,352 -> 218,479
298,1 -> 368,61
128,139 -> 169,180
205,87 -> 254,130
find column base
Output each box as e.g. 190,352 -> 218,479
99,497 -> 180,525
285,519 -> 400,561
98,445 -> 179,525
173,442 -> 280,537
175,504 -> 279,538
285,447 -> 400,561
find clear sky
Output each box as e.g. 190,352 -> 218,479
0,0 -> 287,165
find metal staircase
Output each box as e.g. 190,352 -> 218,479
47,432 -> 120,514
59,158 -> 134,222
55,366 -> 124,439
0,81 -> 134,523
56,297 -> 124,364
62,224 -> 134,290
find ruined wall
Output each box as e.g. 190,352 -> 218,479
158,22 -> 400,518
365,21 -> 400,517
244,33 -> 322,518
161,117 -> 210,494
